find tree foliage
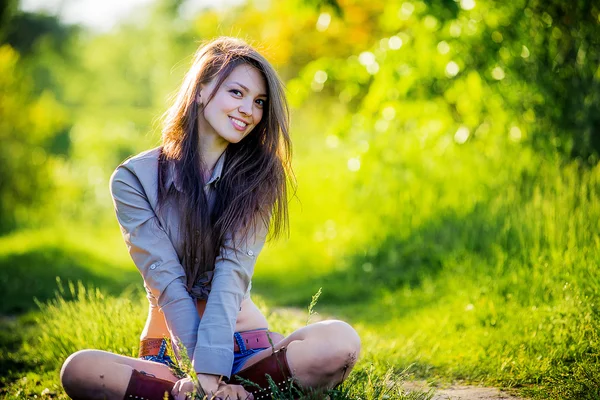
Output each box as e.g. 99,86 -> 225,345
0,0 -> 598,234
0,44 -> 68,232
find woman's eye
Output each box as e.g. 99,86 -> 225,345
230,89 -> 242,96
255,99 -> 266,107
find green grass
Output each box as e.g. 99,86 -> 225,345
255,159 -> 600,399
0,225 -> 137,315
1,160 -> 599,399
0,285 -> 433,400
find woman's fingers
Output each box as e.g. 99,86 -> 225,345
170,380 -> 182,399
171,377 -> 197,400
214,383 -> 253,400
171,378 -> 252,400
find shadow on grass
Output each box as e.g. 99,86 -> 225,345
0,316 -> 38,391
0,244 -> 140,388
0,245 -> 140,315
254,190 -> 535,324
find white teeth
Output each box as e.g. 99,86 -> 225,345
230,117 -> 247,128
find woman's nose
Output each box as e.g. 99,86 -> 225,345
238,100 -> 253,116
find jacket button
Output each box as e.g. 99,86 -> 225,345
150,263 -> 157,270
247,250 -> 254,256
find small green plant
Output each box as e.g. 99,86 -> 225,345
307,287 -> 322,325
172,344 -> 207,399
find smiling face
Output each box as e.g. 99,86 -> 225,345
197,63 -> 267,147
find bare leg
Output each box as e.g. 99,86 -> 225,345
241,320 -> 361,391
60,349 -> 178,400
61,320 -> 361,399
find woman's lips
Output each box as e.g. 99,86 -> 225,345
229,116 -> 248,131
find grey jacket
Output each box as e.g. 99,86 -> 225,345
109,147 -> 268,378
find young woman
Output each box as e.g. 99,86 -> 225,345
60,37 -> 361,400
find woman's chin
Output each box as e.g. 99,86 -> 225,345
225,137 -> 244,144
220,132 -> 246,144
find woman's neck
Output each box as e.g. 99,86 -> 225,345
197,130 -> 227,180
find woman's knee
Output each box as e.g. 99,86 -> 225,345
60,349 -> 97,395
309,320 -> 361,359
61,349 -> 138,400
287,320 -> 361,388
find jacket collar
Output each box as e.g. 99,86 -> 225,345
166,152 -> 226,192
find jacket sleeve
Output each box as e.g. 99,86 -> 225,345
192,216 -> 269,378
109,165 -> 200,359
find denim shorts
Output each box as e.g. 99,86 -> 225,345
140,330 -> 269,376
231,330 -> 269,375
139,338 -> 186,378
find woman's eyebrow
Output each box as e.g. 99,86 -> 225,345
230,81 -> 267,97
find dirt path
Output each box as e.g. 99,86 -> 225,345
403,381 -> 524,400
271,307 -> 526,400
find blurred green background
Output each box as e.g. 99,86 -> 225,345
1,0 -> 599,399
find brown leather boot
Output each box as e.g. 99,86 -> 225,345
229,348 -> 297,399
123,369 -> 175,400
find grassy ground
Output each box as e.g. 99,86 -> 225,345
1,160 -> 599,399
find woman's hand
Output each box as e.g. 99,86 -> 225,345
171,374 -> 221,400
213,382 -> 253,400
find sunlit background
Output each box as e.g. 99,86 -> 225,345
1,0 -> 599,398
20,0 -> 244,31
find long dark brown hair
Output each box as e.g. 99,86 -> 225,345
157,37 -> 293,290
